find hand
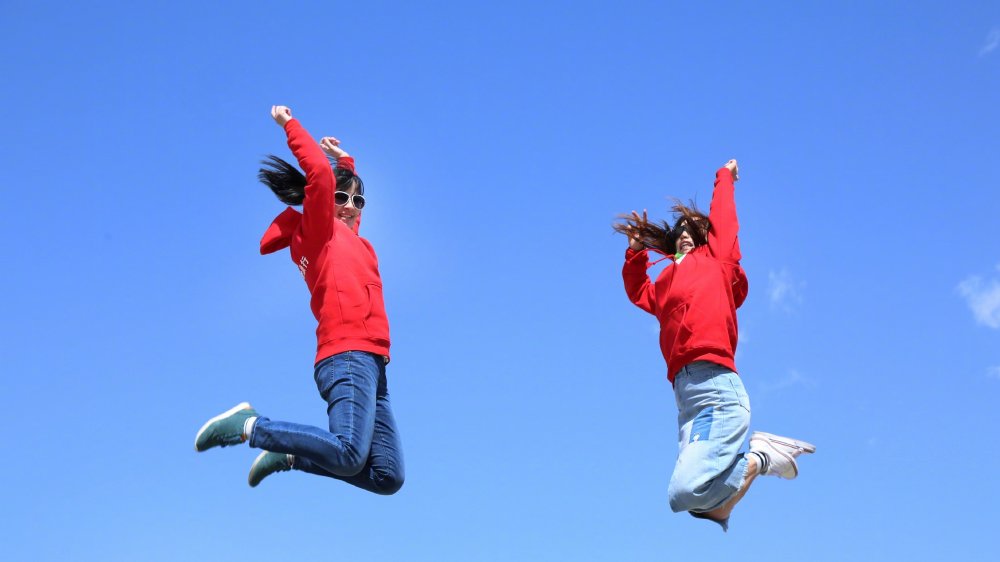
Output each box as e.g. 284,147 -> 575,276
271,105 -> 293,126
723,159 -> 739,181
627,209 -> 648,251
320,136 -> 349,159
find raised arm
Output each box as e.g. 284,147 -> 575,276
707,159 -> 741,264
320,136 -> 356,174
272,105 -> 336,242
623,248 -> 658,315
621,210 -> 658,315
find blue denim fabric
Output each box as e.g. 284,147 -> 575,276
250,351 -> 404,495
667,361 -> 750,514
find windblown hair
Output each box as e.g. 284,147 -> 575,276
613,199 -> 710,255
258,155 -> 364,206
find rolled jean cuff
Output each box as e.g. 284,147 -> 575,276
247,416 -> 269,448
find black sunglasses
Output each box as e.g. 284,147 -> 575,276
334,191 -> 366,209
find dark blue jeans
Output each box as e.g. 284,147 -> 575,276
250,351 -> 404,495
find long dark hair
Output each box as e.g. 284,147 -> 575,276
258,155 -> 364,206
614,199 -> 710,255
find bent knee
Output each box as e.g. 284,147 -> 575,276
668,475 -> 715,512
374,468 -> 404,495
338,441 -> 371,476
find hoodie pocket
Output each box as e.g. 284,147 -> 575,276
661,303 -> 691,355
364,283 -> 386,335
334,274 -> 368,334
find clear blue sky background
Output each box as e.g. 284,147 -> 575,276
2,1 -> 999,560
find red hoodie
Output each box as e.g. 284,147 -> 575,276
622,167 -> 749,383
259,119 -> 390,364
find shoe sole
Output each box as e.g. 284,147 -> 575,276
751,431 -> 816,454
194,402 -> 253,452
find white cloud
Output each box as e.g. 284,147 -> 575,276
988,366 -> 1000,380
760,368 -> 816,394
980,27 -> 1000,56
768,268 -> 804,312
957,266 -> 1000,329
782,368 -> 813,388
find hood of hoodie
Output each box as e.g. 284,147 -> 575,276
259,204 -> 362,255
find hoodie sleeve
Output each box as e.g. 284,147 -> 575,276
336,155 -> 356,174
708,167 -> 741,264
284,118 -> 337,244
623,248 -> 658,315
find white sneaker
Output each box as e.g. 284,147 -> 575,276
749,431 -> 816,480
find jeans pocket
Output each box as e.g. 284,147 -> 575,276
314,354 -> 349,402
725,373 -> 751,413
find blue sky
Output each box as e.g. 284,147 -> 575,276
2,1 -> 999,560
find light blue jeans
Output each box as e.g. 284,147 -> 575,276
668,361 -> 751,517
249,351 -> 404,495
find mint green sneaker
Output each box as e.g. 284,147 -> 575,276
194,402 -> 258,452
248,451 -> 293,487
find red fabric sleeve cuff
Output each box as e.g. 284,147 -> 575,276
625,247 -> 647,260
337,156 -> 356,173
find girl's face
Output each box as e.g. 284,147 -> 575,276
676,229 -> 695,255
335,184 -> 360,230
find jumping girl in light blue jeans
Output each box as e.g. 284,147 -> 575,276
617,159 -> 815,530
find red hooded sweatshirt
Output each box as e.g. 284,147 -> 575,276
622,167 -> 748,383
259,119 -> 390,364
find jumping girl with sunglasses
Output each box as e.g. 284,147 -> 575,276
616,159 -> 813,530
194,105 -> 404,494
